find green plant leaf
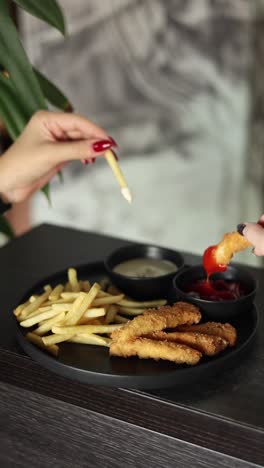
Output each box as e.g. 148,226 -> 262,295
42,184 -> 52,206
12,0 -> 65,35
0,215 -> 14,239
58,170 -> 64,184
0,0 -> 46,116
0,72 -> 28,139
34,69 -> 73,111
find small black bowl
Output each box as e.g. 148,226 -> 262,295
105,244 -> 184,300
173,265 -> 257,320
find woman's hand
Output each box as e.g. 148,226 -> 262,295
237,215 -> 264,256
0,110 -> 115,203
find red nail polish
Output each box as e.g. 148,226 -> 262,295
108,136 -> 118,148
82,159 -> 89,165
93,139 -> 112,152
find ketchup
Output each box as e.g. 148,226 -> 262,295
203,245 -> 226,277
184,279 -> 244,301
183,245 -> 244,301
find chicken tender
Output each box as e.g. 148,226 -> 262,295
111,302 -> 201,343
214,231 -> 251,266
177,322 -> 237,347
148,331 -> 228,356
110,337 -> 201,365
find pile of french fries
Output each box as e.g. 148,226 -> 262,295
14,268 -> 167,357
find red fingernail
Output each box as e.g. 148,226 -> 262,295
82,159 -> 89,165
108,136 -> 118,148
93,139 -> 112,153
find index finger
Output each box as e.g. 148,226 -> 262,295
243,223 -> 264,253
38,111 -> 109,141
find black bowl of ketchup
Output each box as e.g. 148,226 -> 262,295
173,265 -> 257,320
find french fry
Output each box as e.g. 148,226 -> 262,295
42,332 -> 75,346
64,281 -> 72,292
34,311 -> 66,336
20,291 -> 50,319
52,303 -> 72,312
52,298 -> 74,304
68,268 -> 80,292
92,294 -> 124,307
104,149 -> 132,203
99,278 -> 109,291
61,292 -> 80,300
29,295 -> 37,303
20,309 -> 61,328
107,285 -> 122,295
81,280 -> 91,292
16,306 -> 53,323
15,267 -> 130,358
67,334 -> 111,346
78,318 -> 104,326
118,299 -> 167,308
26,332 -> 59,357
23,305 -> 54,320
105,305 -> 118,324
52,324 -> 122,335
49,284 -> 64,301
114,314 -> 129,324
117,306 -> 145,316
97,290 -> 111,297
37,306 -> 52,313
76,309 -> 105,325
65,283 -> 101,325
13,301 -> 30,317
82,308 -> 106,319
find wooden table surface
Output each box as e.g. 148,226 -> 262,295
0,224 -> 263,468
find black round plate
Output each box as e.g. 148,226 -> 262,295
14,262 -> 259,389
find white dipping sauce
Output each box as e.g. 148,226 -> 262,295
113,257 -> 178,278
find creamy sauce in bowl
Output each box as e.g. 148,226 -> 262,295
113,258 -> 178,278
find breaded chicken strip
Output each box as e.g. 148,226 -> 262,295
148,331 -> 228,356
110,337 -> 201,365
177,322 -> 237,347
214,231 -> 251,266
111,302 -> 201,343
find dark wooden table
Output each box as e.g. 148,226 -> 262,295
0,224 -> 263,468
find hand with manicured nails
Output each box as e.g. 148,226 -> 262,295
0,110 -> 116,203
237,215 -> 264,256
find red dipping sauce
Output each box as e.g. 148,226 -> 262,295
183,244 -> 244,301
203,245 -> 226,277
184,279 -> 245,301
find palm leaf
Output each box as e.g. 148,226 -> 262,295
0,0 -> 46,116
0,215 -> 14,239
0,73 -> 28,139
12,0 -> 65,35
34,69 -> 73,111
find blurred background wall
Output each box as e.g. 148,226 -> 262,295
15,0 -> 264,264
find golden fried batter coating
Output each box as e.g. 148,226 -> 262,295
214,231 -> 251,265
148,331 -> 228,356
177,322 -> 237,347
111,302 -> 201,343
110,337 -> 202,365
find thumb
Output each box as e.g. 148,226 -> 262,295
53,138 -> 113,163
243,223 -> 264,254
